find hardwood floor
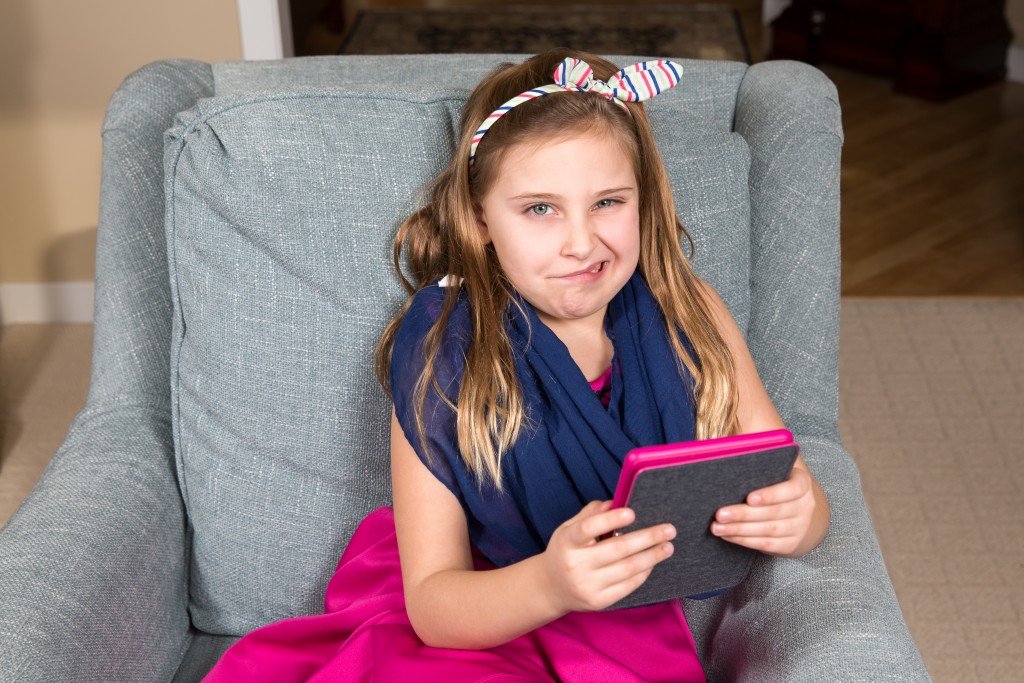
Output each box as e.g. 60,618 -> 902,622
823,63 -> 1024,296
293,0 -> 1024,297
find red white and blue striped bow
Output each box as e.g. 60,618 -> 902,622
469,57 -> 684,169
553,57 -> 683,104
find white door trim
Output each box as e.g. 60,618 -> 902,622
1008,46 -> 1024,84
236,0 -> 294,60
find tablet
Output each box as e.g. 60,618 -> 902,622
600,428 -> 799,611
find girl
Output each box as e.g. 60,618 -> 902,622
204,48 -> 830,682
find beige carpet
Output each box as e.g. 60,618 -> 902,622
838,298 -> 1024,681
1,298 -> 1022,680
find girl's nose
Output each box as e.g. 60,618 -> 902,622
561,214 -> 598,259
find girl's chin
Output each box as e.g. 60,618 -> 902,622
538,291 -> 615,324
518,265 -> 631,321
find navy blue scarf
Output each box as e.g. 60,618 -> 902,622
390,268 -> 698,568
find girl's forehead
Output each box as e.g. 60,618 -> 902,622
492,135 -> 635,192
507,126 -> 623,158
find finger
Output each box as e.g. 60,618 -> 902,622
573,499 -> 610,523
712,518 -> 798,538
599,537 -> 675,587
718,534 -> 798,555
577,506 -> 635,545
599,564 -> 656,608
591,522 -> 676,567
716,501 -> 798,523
747,477 -> 807,506
567,501 -> 609,544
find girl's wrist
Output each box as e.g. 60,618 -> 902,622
527,551 -> 571,621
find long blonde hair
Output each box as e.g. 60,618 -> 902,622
375,48 -> 739,494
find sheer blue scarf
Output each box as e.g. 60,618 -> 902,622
390,268 -> 698,568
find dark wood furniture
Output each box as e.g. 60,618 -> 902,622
768,0 -> 1014,101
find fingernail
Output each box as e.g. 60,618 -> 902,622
719,510 -> 732,521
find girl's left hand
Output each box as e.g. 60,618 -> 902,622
710,462 -> 817,557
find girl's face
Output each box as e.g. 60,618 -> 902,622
475,128 -> 641,332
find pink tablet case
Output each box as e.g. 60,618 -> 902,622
601,428 -> 799,611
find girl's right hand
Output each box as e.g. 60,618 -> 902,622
539,499 -> 677,613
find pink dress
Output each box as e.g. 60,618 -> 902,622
202,368 -> 706,682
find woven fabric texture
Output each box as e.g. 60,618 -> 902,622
163,76 -> 752,634
0,53 -> 929,682
211,54 -> 747,132
0,59 -> 214,681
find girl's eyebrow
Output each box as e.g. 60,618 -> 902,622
507,186 -> 636,201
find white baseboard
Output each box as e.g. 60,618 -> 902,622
0,282 -> 94,324
1008,46 -> 1024,84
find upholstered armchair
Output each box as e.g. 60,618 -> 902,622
0,53 -> 929,681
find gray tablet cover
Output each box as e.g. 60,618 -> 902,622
602,444 -> 799,611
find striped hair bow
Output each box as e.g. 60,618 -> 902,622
469,56 -> 683,169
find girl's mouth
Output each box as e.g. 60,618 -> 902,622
557,260 -> 607,282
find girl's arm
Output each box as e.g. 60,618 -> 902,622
696,279 -> 832,558
390,409 -> 566,650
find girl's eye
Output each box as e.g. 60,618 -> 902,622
597,198 -> 621,209
528,204 -> 553,216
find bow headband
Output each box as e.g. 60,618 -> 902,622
469,57 -> 684,169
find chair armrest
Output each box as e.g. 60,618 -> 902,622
0,404 -> 191,681
697,58 -> 928,679
685,435 -> 930,680
733,59 -> 846,447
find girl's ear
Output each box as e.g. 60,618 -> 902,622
474,203 -> 492,245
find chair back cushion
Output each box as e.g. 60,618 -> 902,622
164,56 -> 751,632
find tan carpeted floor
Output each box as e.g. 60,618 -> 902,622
1,298 -> 1022,680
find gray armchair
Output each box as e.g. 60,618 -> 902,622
0,54 -> 930,681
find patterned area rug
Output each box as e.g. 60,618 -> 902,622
338,4 -> 750,61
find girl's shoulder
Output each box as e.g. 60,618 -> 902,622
391,278 -> 472,396
396,276 -> 470,344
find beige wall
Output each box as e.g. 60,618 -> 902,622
0,0 -> 242,285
